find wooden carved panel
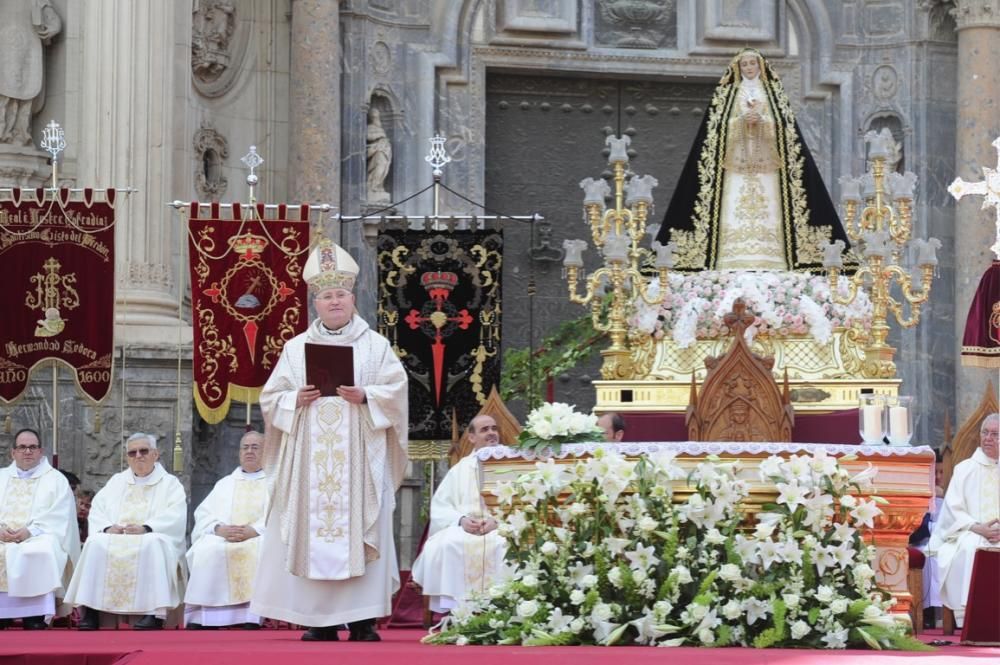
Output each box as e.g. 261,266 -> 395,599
687,301 -> 793,442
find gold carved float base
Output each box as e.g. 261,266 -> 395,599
599,329 -> 898,412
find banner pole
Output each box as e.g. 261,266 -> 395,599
51,364 -> 58,468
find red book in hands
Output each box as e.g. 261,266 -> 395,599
304,343 -> 354,396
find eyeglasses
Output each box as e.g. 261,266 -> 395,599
983,429 -> 1000,440
126,448 -> 152,458
13,444 -> 41,452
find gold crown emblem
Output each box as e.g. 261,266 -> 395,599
229,233 -> 268,257
420,270 -> 458,292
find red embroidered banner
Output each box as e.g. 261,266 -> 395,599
188,203 -> 310,423
0,188 -> 117,404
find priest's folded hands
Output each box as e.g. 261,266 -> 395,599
971,519 -> 1000,543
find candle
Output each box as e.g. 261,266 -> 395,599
563,239 -> 586,267
889,406 -> 909,439
915,237 -> 941,266
652,240 -> 676,269
839,175 -> 861,203
579,177 -> 610,206
606,135 -> 631,164
822,239 -> 845,269
862,404 -> 883,442
625,174 -> 658,206
888,171 -> 918,201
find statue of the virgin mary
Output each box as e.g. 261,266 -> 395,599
655,49 -> 850,272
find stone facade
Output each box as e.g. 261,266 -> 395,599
2,0 -> 992,566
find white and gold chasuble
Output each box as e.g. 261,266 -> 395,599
929,449 -> 1000,618
716,76 -> 787,271
64,463 -> 187,619
411,453 -> 507,612
0,459 -> 79,618
185,467 -> 268,611
251,316 -> 408,627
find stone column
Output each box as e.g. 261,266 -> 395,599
952,0 -> 1000,422
76,0 -> 191,343
289,0 -> 341,239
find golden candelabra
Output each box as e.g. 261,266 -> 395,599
823,128 -> 940,379
564,135 -> 672,380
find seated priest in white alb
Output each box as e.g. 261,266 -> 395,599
930,413 -> 1000,628
184,430 -> 268,629
65,433 -> 188,630
411,415 -> 507,613
0,429 -> 80,630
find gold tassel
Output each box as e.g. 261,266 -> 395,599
172,431 -> 183,473
93,410 -> 102,434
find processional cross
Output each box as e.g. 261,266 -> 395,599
948,136 -> 1000,257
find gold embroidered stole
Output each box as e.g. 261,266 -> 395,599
0,477 -> 40,591
102,484 -> 154,611
224,478 -> 266,603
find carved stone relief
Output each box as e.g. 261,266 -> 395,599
120,262 -> 173,291
497,0 -> 578,34
701,0 -> 777,43
951,0 -> 1000,29
920,0 -> 958,39
595,0 -> 677,49
0,0 -> 62,146
191,0 -> 250,97
861,1 -> 905,38
193,124 -> 229,201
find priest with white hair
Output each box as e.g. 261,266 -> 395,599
0,428 -> 80,630
930,412 -> 1000,627
65,433 -> 188,630
411,414 -> 507,613
251,239 -> 408,642
185,430 -> 268,629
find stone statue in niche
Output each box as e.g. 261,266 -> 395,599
366,108 -> 392,204
0,0 -> 62,146
193,124 -> 229,200
192,0 -> 236,83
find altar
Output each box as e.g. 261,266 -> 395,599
477,441 -> 935,616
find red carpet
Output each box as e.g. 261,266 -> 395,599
0,628 -> 996,665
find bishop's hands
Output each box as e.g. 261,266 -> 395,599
460,515 -> 498,536
296,384 -> 366,407
214,524 -> 259,543
972,519 -> 1000,543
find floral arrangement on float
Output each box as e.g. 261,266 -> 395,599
630,271 -> 873,349
512,402 -> 604,455
423,445 -> 928,650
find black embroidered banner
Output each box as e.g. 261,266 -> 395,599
377,230 -> 502,440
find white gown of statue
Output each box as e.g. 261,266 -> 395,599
716,76 -> 787,271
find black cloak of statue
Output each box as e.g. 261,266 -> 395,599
654,49 -> 851,273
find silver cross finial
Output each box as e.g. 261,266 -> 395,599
241,145 -> 264,187
40,120 -> 66,164
948,136 -> 1000,258
424,134 -> 451,178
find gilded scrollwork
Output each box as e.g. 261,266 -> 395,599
196,304 -> 238,403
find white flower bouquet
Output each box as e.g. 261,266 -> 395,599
630,271 -> 873,349
423,448 -> 928,651
513,402 -> 604,455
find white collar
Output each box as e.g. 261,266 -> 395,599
13,457 -> 50,480
238,468 -> 266,480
